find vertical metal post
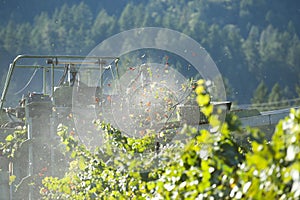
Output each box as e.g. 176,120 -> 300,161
115,58 -> 120,80
27,118 -> 33,200
99,59 -> 103,98
50,116 -> 55,176
51,63 -> 55,96
115,58 -> 121,92
43,67 -> 47,95
9,161 -> 13,200
100,59 -> 103,88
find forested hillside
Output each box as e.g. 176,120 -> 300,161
1,0 -> 300,105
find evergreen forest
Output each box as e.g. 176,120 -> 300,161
1,0 -> 300,106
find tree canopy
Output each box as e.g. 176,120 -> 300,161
0,0 -> 300,106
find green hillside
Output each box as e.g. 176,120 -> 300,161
0,0 -> 300,105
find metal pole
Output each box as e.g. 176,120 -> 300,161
0,64 -> 14,109
9,161 -> 13,200
49,115 -> 55,177
99,59 -> 104,98
43,67 -> 47,95
27,118 -> 33,200
100,59 -> 103,89
0,55 -> 24,109
51,63 -> 55,96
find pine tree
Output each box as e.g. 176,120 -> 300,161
251,81 -> 268,105
268,83 -> 282,109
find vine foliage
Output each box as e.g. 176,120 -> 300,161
1,80 -> 299,199
41,80 -> 300,199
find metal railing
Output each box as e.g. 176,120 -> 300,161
0,55 -> 119,109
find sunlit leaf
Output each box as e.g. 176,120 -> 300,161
5,134 -> 14,142
78,156 -> 86,170
196,94 -> 210,106
9,175 -> 16,185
